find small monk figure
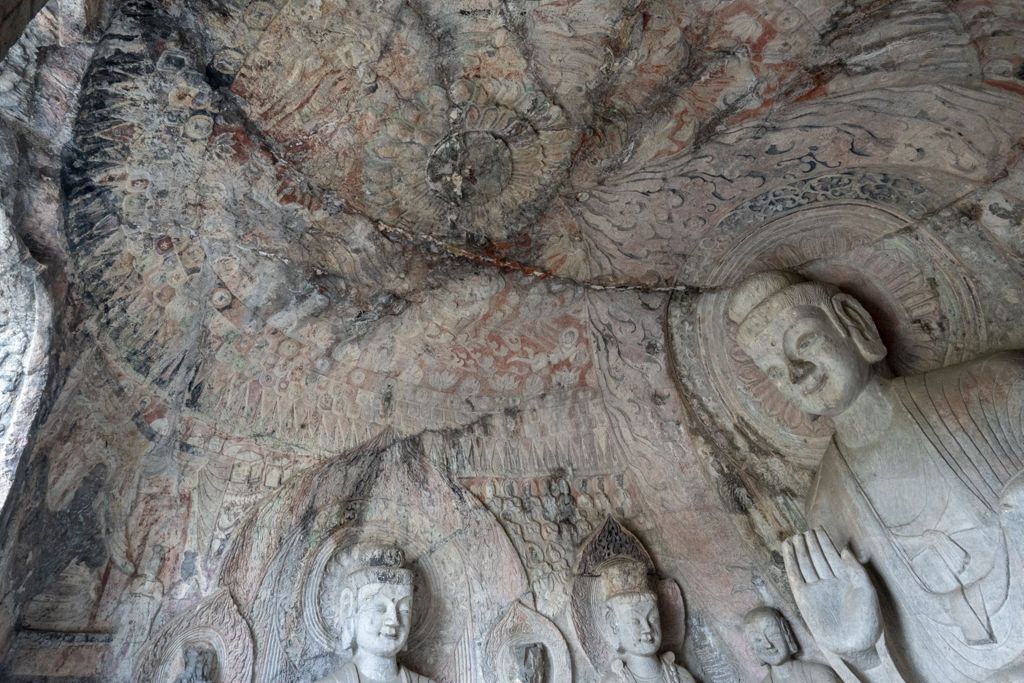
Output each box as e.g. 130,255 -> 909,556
743,607 -> 839,683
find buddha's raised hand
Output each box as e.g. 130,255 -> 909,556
783,529 -> 883,659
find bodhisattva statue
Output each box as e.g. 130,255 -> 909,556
598,557 -> 696,683
743,606 -> 839,682
729,271 -> 1024,681
317,545 -> 436,683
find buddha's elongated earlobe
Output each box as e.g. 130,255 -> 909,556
830,293 -> 886,363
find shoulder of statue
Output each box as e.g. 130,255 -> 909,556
904,350 -> 1024,428
401,665 -> 436,683
976,351 -> 1024,387
603,658 -> 628,682
914,350 -> 1024,387
801,660 -> 843,681
315,661 -> 359,683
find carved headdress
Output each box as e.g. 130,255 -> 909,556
598,556 -> 653,601
346,544 -> 414,589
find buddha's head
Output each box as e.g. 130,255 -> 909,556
339,545 -> 415,659
599,557 -> 661,657
728,271 -> 886,416
743,607 -> 797,667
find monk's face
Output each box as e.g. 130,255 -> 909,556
353,582 -> 413,657
745,613 -> 792,666
606,593 -> 661,656
744,304 -> 872,416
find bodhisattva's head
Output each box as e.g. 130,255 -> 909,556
743,607 -> 797,667
600,557 -> 661,657
339,545 -> 415,659
728,271 -> 887,416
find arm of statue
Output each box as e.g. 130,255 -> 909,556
783,529 -> 907,683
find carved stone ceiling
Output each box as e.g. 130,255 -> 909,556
0,0 -> 1023,681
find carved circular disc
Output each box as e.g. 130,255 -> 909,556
427,131 -> 513,205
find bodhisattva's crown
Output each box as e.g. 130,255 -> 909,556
347,544 -> 414,588
599,556 -> 652,600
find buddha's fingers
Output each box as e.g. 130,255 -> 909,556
816,528 -> 843,575
804,529 -> 834,580
840,547 -> 872,590
793,532 -> 820,583
782,537 -> 807,587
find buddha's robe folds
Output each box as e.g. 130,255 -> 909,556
317,662 -> 435,683
809,352 -> 1024,681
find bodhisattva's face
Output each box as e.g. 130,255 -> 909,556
353,582 -> 413,658
746,615 -> 793,666
607,593 -> 661,657
744,305 -> 871,416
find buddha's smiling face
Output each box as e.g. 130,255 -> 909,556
353,582 -> 413,657
744,305 -> 872,417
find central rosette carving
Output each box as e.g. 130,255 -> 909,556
362,86 -> 574,241
427,131 -> 513,206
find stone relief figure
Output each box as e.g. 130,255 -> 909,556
598,556 -> 696,683
743,607 -> 839,683
728,271 -> 1024,681
316,545 -> 436,683
174,644 -> 219,683
512,642 -> 547,683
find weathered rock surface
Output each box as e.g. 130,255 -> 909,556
0,0 -> 1022,680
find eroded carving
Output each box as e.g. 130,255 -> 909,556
730,270 -> 1024,682
175,644 -> 219,683
467,474 -> 633,615
133,589 -> 254,683
483,601 -> 571,683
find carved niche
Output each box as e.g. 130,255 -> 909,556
133,589 -> 254,683
216,434 -> 532,683
571,517 -> 693,680
482,601 -> 572,683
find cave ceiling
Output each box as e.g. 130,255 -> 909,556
0,0 -> 1023,680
